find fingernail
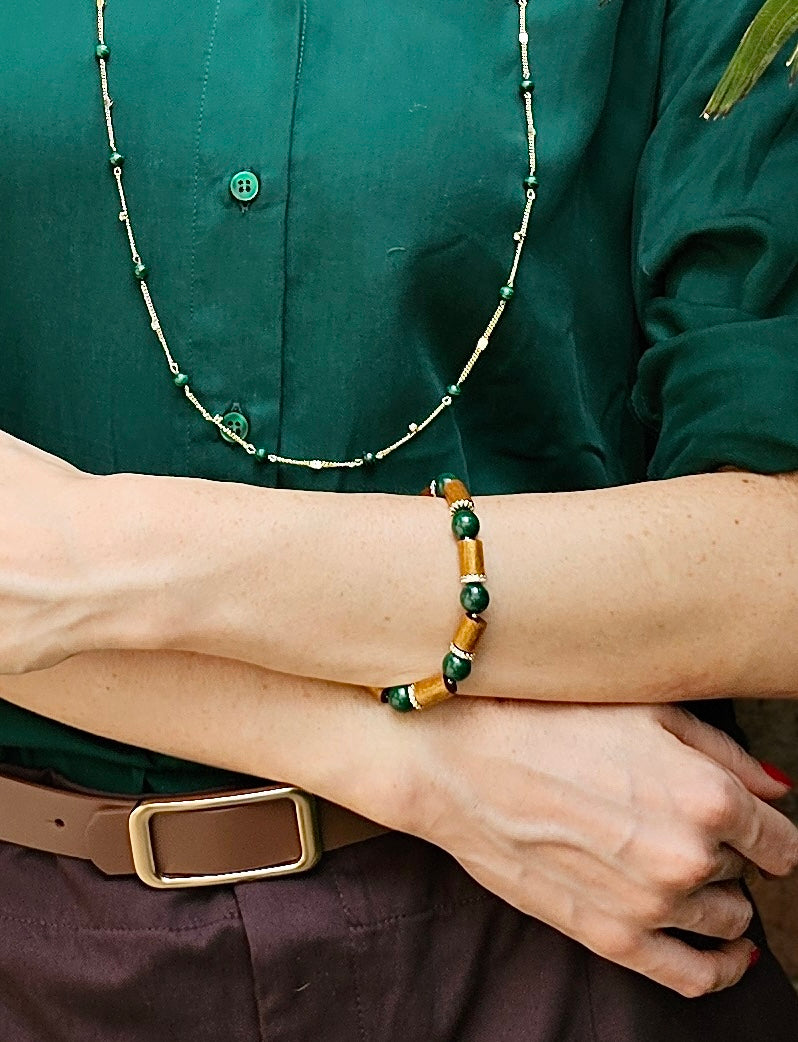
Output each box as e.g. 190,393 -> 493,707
748,946 -> 762,968
760,762 -> 795,788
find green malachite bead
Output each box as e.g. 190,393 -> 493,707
523,174 -> 539,189
446,384 -> 461,397
519,78 -> 534,93
460,582 -> 490,614
385,685 -> 414,713
109,151 -> 125,168
499,285 -> 514,301
95,44 -> 110,61
255,448 -> 268,463
362,452 -> 376,465
173,372 -> 188,388
133,261 -> 148,280
434,472 -> 459,496
451,508 -> 480,539
443,652 -> 472,682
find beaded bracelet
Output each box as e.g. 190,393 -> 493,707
376,473 -> 489,712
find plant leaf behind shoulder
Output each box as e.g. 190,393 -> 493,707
703,0 -> 798,119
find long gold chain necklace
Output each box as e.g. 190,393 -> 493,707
92,0 -> 539,471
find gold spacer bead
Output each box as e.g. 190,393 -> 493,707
413,674 -> 456,709
449,498 -> 475,516
449,643 -> 474,662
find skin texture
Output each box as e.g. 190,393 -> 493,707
1,650 -> 796,998
3,432 -> 798,704
2,429 -> 798,996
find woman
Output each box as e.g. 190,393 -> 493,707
1,0 -> 797,1038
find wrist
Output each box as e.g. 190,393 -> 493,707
338,704 -> 437,836
248,678 -> 436,837
53,471 -> 127,659
77,471 -> 185,655
373,698 -> 487,842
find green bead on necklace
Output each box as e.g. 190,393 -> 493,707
91,0 -> 540,471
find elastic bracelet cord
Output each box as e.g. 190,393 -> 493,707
376,473 -> 489,712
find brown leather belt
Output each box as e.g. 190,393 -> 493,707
0,771 -> 388,889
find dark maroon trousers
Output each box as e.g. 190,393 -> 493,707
0,787 -> 796,1040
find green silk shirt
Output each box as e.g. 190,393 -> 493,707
1,0 -> 797,794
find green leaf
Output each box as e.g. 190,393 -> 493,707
702,0 -> 798,119
789,38 -> 798,83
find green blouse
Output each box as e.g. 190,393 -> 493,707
1,0 -> 797,794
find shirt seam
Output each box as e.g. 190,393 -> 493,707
274,0 -> 309,484
186,0 -> 223,471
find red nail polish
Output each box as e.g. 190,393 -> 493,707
748,947 -> 762,968
760,762 -> 795,788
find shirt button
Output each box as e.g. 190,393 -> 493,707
219,407 -> 250,443
229,170 -> 260,204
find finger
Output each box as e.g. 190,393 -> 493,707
631,932 -> 758,998
742,861 -> 761,888
726,790 -> 798,878
669,881 -> 753,941
707,844 -> 747,883
662,708 -> 791,802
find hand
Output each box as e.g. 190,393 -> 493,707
400,699 -> 798,997
0,431 -> 98,673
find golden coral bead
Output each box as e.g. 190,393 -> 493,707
413,674 -> 457,709
452,613 -> 487,656
458,538 -> 486,582
442,479 -> 473,512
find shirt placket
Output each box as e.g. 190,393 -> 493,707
182,0 -> 304,486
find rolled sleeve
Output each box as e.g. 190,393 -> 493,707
630,0 -> 798,479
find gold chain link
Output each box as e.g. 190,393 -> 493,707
93,0 -> 538,471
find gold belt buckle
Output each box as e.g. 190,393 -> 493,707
128,786 -> 320,889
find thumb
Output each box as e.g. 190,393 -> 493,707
660,707 -> 791,801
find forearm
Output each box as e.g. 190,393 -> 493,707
0,652 -> 414,830
3,625 -> 796,1001
91,468 -> 798,704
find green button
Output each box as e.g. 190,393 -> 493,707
219,409 -> 250,443
229,170 -> 259,203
